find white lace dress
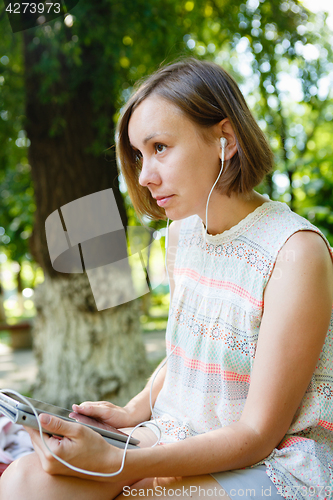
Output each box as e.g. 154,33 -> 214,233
152,200 -> 333,500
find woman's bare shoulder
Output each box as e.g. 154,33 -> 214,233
275,229 -> 333,278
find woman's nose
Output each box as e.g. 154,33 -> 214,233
138,157 -> 161,187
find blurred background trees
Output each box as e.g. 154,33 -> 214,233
0,0 -> 332,405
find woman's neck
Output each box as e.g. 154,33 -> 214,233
201,190 -> 269,236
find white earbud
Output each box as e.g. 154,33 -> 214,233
220,137 -> 227,156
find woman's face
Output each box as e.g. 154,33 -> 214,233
128,94 -> 223,221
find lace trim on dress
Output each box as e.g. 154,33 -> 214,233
201,200 -> 283,244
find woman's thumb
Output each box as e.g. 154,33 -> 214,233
39,413 -> 72,436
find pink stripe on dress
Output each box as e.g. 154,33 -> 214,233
174,267 -> 263,309
167,341 -> 251,383
318,420 -> 333,432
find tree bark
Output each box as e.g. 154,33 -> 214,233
33,275 -> 148,407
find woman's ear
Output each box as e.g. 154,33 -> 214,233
218,118 -> 238,161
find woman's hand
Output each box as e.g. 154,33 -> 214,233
24,414 -> 123,481
71,401 -> 135,429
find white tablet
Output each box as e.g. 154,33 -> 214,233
0,392 -> 139,449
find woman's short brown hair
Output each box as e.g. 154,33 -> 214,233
116,58 -> 274,221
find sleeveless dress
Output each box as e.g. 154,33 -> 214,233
152,200 -> 333,500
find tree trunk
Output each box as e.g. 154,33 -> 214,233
23,19 -> 149,405
33,275 -> 148,407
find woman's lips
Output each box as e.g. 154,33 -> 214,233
156,195 -> 174,207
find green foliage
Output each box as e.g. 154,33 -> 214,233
182,0 -> 333,238
0,20 -> 33,262
0,159 -> 35,261
19,0 -> 192,151
0,0 -> 333,266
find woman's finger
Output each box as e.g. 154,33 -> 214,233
72,403 -> 114,419
37,413 -> 83,440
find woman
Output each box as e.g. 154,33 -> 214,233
1,58 -> 332,500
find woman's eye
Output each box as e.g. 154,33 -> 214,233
155,143 -> 166,154
134,150 -> 142,163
